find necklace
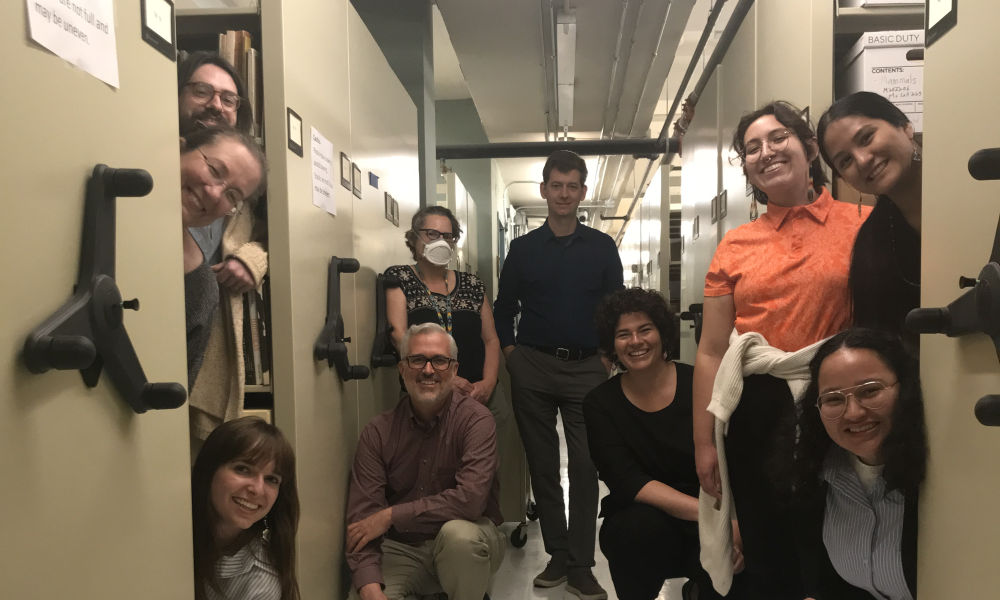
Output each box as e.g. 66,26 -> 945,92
414,264 -> 453,333
888,210 -> 920,288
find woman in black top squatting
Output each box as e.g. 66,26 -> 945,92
583,288 -> 746,600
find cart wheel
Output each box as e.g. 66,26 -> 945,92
510,525 -> 528,548
526,500 -> 538,521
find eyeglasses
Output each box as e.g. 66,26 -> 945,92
417,228 -> 457,242
185,82 -> 242,112
197,148 -> 245,215
404,355 -> 455,371
816,380 -> 897,420
743,129 -> 794,164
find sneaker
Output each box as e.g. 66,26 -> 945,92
532,560 -> 568,587
566,569 -> 608,600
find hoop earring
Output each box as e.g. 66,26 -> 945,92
262,516 -> 270,544
858,197 -> 863,217
912,147 -> 922,164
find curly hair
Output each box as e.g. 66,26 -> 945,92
771,328 -> 927,507
192,417 -> 300,600
594,288 -> 677,365
731,100 -> 828,206
404,206 -> 463,261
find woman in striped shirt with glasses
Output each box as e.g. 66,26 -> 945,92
775,328 -> 926,600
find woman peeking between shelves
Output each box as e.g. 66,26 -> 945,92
384,206 -> 509,455
774,328 -> 926,600
181,127 -> 266,395
818,92 -> 922,352
583,288 -> 747,600
192,416 -> 301,600
693,101 -> 871,599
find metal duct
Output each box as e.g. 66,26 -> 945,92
436,137 -> 677,160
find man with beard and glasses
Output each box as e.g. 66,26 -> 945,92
178,52 -> 270,455
346,323 -> 504,600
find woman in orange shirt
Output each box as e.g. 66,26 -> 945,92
692,102 -> 871,599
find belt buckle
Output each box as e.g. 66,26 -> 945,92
556,347 -> 571,360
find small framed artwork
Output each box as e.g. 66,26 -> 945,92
140,0 -> 176,61
692,215 -> 700,241
391,198 -> 400,227
384,192 -> 394,221
340,153 -> 352,190
287,108 -> 303,157
710,195 -> 718,224
352,163 -> 363,199
926,0 -> 957,48
720,189 -> 728,218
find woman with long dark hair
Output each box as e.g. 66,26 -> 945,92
192,416 -> 301,600
585,289 -> 746,600
775,328 -> 926,600
817,92 -> 922,350
693,101 -> 871,598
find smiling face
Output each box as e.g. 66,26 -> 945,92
817,348 -> 899,465
822,115 -> 915,197
210,457 -> 281,547
613,312 -> 663,372
743,115 -> 818,205
179,64 -> 239,134
399,331 -> 457,406
540,168 -> 587,220
180,138 -> 261,228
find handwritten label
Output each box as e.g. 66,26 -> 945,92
26,0 -> 119,87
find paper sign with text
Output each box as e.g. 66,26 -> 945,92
311,127 -> 336,216
27,0 -> 119,88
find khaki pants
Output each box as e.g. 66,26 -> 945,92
350,518 -> 505,600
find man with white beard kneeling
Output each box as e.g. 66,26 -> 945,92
346,323 -> 504,600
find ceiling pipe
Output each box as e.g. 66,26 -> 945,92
590,1 -> 631,203
436,137 -> 676,160
538,0 -> 554,141
614,0 -> 755,246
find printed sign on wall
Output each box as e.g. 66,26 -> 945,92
26,0 -> 120,88
311,127 -> 336,216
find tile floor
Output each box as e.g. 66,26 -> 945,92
488,415 -> 687,600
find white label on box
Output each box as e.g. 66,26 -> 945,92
870,66 -> 922,102
863,31 -> 924,48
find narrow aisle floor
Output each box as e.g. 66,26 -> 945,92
490,415 -> 687,600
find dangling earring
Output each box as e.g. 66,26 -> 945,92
858,197 -> 863,217
262,516 -> 271,544
912,147 -> 922,164
749,196 -> 759,222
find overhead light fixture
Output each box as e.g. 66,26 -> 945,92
555,7 -> 576,133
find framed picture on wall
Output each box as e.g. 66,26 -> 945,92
384,192 -> 394,221
340,153 -> 352,190
391,198 -> 400,227
352,163 -> 363,198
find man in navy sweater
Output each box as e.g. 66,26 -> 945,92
494,150 -> 624,600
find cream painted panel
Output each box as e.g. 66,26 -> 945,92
646,168 -> 663,292
347,6 -> 420,430
919,2 -> 1000,595
719,5 -> 757,235
260,0 -> 357,597
679,72 -> 720,364
0,2 -> 193,598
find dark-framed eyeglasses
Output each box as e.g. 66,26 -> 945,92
197,148 -> 246,215
417,228 -> 457,242
816,380 -> 897,420
185,81 -> 242,112
404,355 -> 455,371
743,128 -> 794,164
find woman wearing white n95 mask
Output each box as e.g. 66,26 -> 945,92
384,206 -> 509,453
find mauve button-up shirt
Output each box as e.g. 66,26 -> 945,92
346,390 -> 502,591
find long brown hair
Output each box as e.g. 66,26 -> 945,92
192,417 -> 301,600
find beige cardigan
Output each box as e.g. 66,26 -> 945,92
188,205 -> 268,440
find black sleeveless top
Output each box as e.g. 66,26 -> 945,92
385,265 -> 488,382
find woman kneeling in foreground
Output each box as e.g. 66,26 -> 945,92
776,328 -> 926,600
192,416 -> 301,600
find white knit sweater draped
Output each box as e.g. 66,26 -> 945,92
698,330 -> 828,594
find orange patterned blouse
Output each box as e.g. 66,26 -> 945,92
704,188 -> 872,352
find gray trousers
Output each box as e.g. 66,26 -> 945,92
506,344 -> 608,569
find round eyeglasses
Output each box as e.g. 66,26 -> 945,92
816,380 -> 897,420
417,228 -> 457,242
743,129 -> 793,164
404,355 -> 455,371
198,148 -> 246,215
186,81 -> 242,112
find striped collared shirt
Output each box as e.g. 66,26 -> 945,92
206,536 -> 281,600
821,447 -> 913,600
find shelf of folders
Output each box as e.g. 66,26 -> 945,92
243,276 -> 272,388
219,30 -> 264,141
